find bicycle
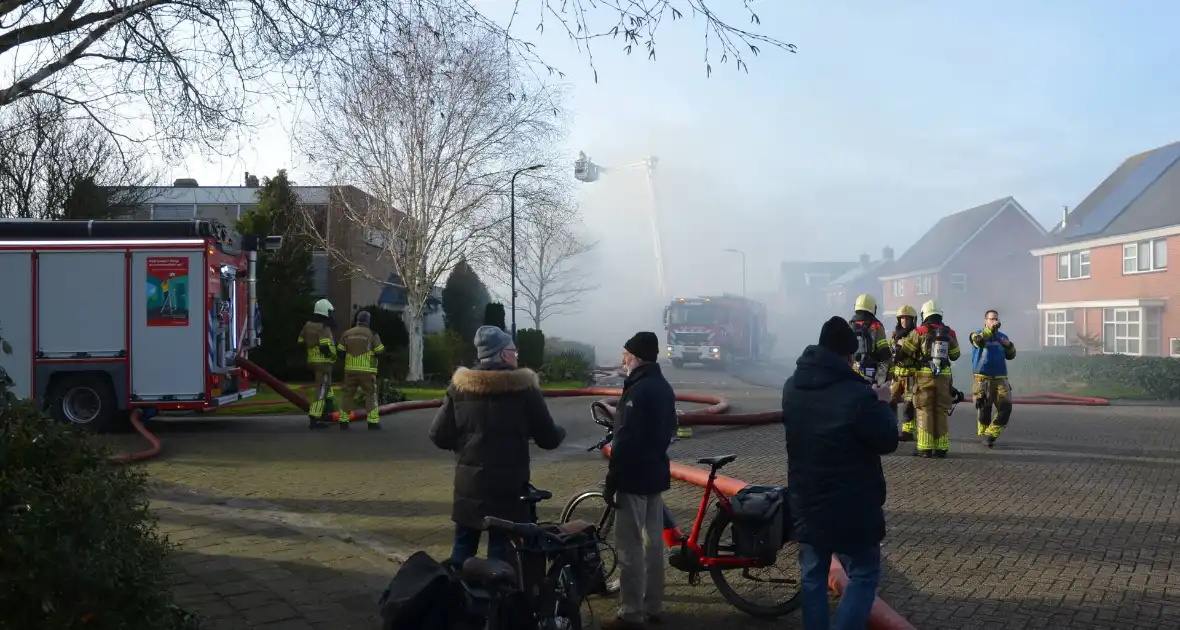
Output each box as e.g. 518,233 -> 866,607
560,401 -> 802,619
456,484 -> 602,630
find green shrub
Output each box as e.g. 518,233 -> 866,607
483,302 -> 507,331
539,349 -> 592,383
0,402 -> 194,630
516,328 -> 546,369
376,379 -> 408,405
423,329 -> 466,380
1008,352 -> 1180,400
546,337 -> 597,366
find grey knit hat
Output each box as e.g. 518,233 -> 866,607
474,325 -> 514,360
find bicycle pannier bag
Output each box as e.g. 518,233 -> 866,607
379,551 -> 462,629
729,484 -> 785,560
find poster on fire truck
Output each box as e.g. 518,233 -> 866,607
146,257 -> 190,327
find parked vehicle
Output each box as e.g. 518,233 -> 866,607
663,295 -> 773,368
0,220 -> 271,431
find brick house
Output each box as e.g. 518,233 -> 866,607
823,247 -> 896,315
1029,141 -> 1180,357
878,196 -> 1048,347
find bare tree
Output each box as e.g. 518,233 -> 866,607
0,1 -> 792,154
485,197 -> 598,330
300,9 -> 562,381
0,95 -> 155,219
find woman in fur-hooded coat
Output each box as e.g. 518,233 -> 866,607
429,364 -> 567,528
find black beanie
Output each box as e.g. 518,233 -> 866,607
624,331 -> 660,362
819,316 -> 858,357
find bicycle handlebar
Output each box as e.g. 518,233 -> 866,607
482,517 -> 594,551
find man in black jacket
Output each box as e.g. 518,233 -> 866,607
603,332 -> 678,630
783,317 -> 898,630
429,325 -> 566,569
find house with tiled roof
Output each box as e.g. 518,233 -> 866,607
879,196 -> 1048,348
1030,141 -> 1180,356
823,247 -> 896,314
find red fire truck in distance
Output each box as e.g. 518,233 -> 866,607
0,220 -> 270,432
663,295 -> 771,369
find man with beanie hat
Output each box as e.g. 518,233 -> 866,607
429,325 -> 566,569
603,332 -> 678,630
783,316 -> 898,630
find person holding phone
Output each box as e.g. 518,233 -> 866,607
969,309 -> 1017,448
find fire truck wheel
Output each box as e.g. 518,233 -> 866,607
48,374 -> 119,433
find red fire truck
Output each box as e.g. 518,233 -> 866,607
0,220 -> 269,432
663,295 -> 771,368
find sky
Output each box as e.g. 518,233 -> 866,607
157,0 -> 1180,354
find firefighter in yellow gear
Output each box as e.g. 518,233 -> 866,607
337,310 -> 385,430
969,309 -> 1017,448
896,300 -> 960,458
849,294 -> 892,384
889,305 -> 919,441
299,298 -> 338,429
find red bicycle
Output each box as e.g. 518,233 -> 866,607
560,402 -> 802,618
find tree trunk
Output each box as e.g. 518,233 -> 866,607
403,302 -> 425,382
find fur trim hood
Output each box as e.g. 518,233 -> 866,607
451,366 -> 540,395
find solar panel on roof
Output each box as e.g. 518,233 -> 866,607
1069,143 -> 1180,238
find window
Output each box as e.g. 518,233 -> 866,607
1057,250 -> 1091,280
1044,310 -> 1075,347
1123,238 -> 1167,273
804,273 -> 830,287
1102,308 -> 1141,355
1171,338 -> 1180,358
949,273 -> 967,292
311,250 -> 330,298
891,279 -> 904,298
916,275 -> 932,295
364,229 -> 386,248
1145,308 -> 1161,356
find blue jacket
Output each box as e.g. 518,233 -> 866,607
782,345 -> 898,552
969,328 -> 1016,378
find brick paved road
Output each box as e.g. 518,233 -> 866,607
105,379 -> 1180,629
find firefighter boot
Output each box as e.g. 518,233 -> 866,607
308,399 -> 328,430
367,408 -> 381,430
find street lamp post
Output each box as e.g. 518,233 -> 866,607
723,248 -> 747,297
510,164 -> 545,341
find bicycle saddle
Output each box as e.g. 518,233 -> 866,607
697,454 -> 737,467
521,486 -> 553,503
461,557 -> 517,585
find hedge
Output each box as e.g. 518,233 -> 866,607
1003,352 -> 1180,400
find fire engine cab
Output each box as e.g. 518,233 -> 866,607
0,220 -> 264,432
663,294 -> 771,369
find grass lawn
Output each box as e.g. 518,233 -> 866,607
214,380 -> 589,416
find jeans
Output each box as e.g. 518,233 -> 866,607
798,542 -> 882,630
450,524 -> 510,569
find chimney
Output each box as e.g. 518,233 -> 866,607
1061,205 -> 1069,229
859,253 -> 870,266
245,172 -> 260,187
882,246 -> 894,261
172,178 -> 199,187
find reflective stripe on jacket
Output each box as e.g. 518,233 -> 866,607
338,326 -> 385,373
298,320 -> 337,365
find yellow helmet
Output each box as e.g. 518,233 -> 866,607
896,305 -> 917,319
853,294 -> 878,314
313,298 -> 335,318
920,300 -> 942,320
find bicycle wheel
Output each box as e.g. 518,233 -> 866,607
703,508 -> 802,618
559,490 -> 620,595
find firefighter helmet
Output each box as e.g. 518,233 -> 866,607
896,305 -> 917,319
920,300 -> 943,320
313,299 -> 334,318
853,294 -> 878,315
355,310 -> 371,326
